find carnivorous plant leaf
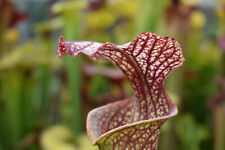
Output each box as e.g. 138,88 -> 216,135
57,32 -> 184,150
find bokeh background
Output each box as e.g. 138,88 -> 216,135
0,0 -> 225,150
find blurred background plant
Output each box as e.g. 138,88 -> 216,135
0,0 -> 224,150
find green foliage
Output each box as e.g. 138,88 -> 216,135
175,115 -> 209,150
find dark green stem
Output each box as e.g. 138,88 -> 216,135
62,10 -> 83,134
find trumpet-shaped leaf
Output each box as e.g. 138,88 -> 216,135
57,32 -> 184,150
